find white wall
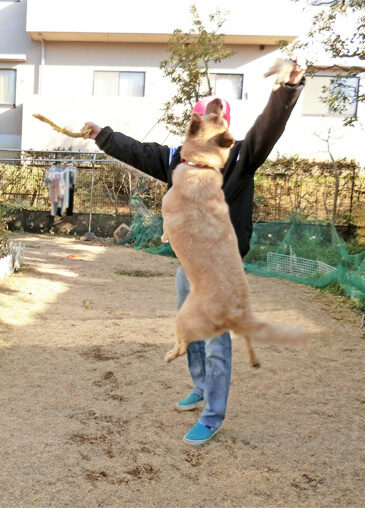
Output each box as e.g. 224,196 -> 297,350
26,0 -> 305,39
22,38 -> 365,165
21,43 -> 286,150
1,0 -> 364,165
0,0 -> 40,146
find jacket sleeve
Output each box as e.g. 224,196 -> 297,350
237,78 -> 305,176
95,127 -> 170,183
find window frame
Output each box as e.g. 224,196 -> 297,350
118,70 -> 145,98
93,70 -> 146,98
209,73 -> 244,101
302,74 -> 360,119
0,68 -> 16,108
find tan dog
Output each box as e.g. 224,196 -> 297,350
162,98 -> 308,365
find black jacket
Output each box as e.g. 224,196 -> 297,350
95,79 -> 305,257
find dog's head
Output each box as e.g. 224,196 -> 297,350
181,98 -> 235,170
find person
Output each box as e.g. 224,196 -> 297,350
82,57 -> 306,446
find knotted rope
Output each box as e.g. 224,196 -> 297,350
33,113 -> 92,138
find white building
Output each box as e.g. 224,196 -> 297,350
1,0 -> 364,164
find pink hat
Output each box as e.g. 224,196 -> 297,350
192,95 -> 231,126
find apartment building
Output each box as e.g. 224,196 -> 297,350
1,0 -> 364,163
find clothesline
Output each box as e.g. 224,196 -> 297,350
44,164 -> 77,217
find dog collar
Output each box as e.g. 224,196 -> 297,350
181,159 -> 220,172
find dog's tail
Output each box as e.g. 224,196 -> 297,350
242,319 -> 310,347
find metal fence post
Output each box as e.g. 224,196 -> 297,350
84,152 -> 97,240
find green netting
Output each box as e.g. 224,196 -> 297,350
244,221 -> 365,303
118,186 -> 175,256
120,212 -> 175,257
118,198 -> 365,306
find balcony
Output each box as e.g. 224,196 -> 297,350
26,0 -> 300,45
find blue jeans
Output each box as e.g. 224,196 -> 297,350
175,265 -> 232,429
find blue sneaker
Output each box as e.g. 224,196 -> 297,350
183,421 -> 219,446
176,392 -> 204,411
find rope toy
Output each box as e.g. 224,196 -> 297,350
33,113 -> 92,138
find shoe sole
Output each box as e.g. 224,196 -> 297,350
176,400 -> 205,411
183,428 -> 220,446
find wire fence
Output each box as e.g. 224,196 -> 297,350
0,149 -> 167,216
0,149 -> 364,229
267,251 -> 338,278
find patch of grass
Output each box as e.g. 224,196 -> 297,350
350,298 -> 365,314
321,281 -> 348,297
320,281 -> 365,313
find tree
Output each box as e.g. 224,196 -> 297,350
314,126 -> 342,222
279,0 -> 365,125
159,4 -> 235,137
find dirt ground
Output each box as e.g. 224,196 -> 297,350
0,233 -> 364,508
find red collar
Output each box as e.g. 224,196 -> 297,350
181,159 -> 220,171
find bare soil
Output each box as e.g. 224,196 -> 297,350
0,234 -> 364,508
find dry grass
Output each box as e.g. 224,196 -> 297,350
0,234 -> 364,507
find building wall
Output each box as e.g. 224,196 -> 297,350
25,0 -> 303,41
22,41 -> 283,151
0,0 -> 32,147
0,0 -> 364,165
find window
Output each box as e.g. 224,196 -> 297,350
209,74 -> 243,101
93,71 -> 145,97
303,75 -> 360,118
0,69 -> 16,107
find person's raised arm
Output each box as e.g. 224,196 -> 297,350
237,57 -> 306,176
81,122 -> 171,183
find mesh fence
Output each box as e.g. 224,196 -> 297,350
267,252 -> 338,278
116,193 -> 365,308
1,150 -> 365,305
119,213 -> 365,305
252,157 -> 365,225
244,221 -> 365,304
0,150 -> 166,215
0,151 -> 364,221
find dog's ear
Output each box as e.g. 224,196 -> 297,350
205,98 -> 223,117
189,113 -> 204,135
217,131 -> 235,148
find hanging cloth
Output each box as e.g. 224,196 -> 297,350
44,165 -> 77,217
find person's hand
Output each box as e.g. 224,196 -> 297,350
288,55 -> 307,85
81,122 -> 101,140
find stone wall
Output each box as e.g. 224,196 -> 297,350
6,210 -> 132,238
